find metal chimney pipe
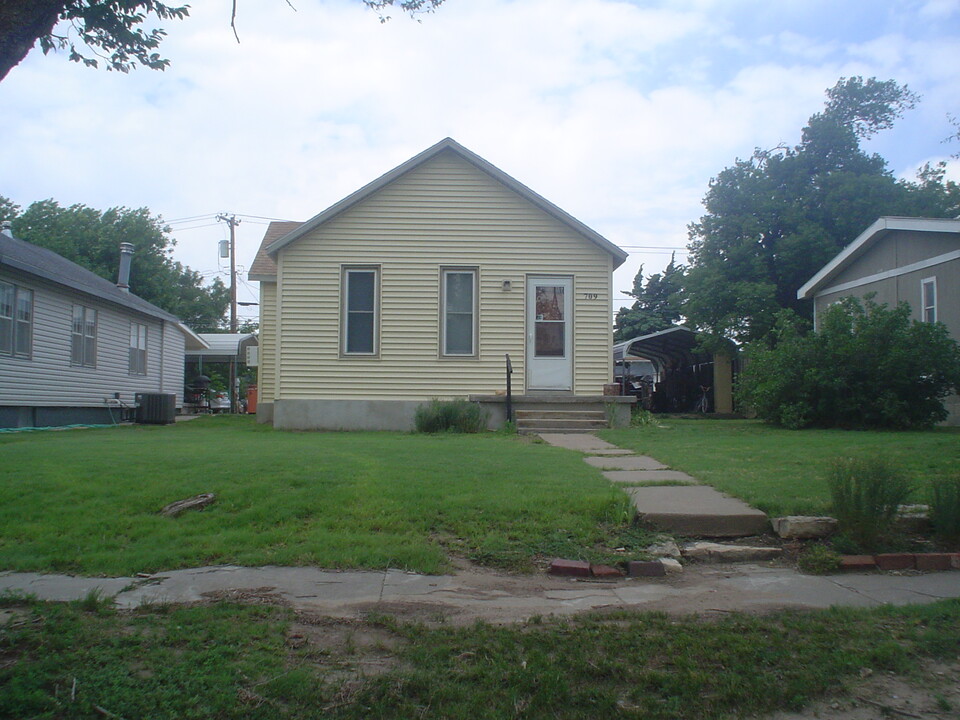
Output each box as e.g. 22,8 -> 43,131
1,221 -> 13,238
117,242 -> 135,292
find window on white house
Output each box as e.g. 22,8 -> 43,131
441,268 -> 477,356
921,277 -> 937,323
71,305 -> 97,367
129,322 -> 147,375
0,281 -> 33,359
342,267 -> 378,355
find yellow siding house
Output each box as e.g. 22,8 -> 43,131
249,138 -> 630,430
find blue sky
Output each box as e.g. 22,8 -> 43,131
1,0 -> 958,322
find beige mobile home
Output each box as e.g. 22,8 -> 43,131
798,216 -> 960,424
249,138 -> 630,431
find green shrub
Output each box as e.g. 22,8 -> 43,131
827,457 -> 913,550
929,474 -> 960,546
414,399 -> 488,433
737,298 -> 960,429
797,544 -> 841,574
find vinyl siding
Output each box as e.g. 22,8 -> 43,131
275,151 -> 614,400
813,231 -> 960,341
0,269 -> 184,408
258,281 -> 277,402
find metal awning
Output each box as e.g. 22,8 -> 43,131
613,326 -> 708,370
185,333 -> 258,363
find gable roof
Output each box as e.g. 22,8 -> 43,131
259,138 -> 627,271
248,221 -> 302,281
798,216 -> 960,300
1,228 -> 208,348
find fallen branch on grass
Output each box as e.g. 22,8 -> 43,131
160,493 -> 216,517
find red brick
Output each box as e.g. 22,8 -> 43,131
915,554 -> 954,572
590,564 -> 623,579
875,553 -> 915,571
627,560 -> 666,578
548,558 -> 591,577
839,555 -> 876,571
952,554 -> 960,570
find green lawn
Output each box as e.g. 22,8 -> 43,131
601,419 -> 960,516
0,416 -> 637,576
2,595 -> 957,719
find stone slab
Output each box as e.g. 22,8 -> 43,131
603,470 -> 698,485
771,516 -> 838,539
584,456 -> 667,471
628,485 -> 769,537
682,542 -> 782,563
537,433 -> 621,451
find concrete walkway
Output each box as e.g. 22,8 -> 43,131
1,564 -> 957,624
539,432 -> 770,537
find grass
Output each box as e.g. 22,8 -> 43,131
601,419 -> 960,516
0,416 -> 638,576
2,595 -> 958,719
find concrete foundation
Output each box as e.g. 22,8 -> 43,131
255,402 -> 274,424
273,398 -> 424,431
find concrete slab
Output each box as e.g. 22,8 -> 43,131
584,456 -> 667,471
537,433 -> 622,451
603,470 -> 698,485
629,485 -> 770,537
2,565 -> 958,625
0,571 -> 134,602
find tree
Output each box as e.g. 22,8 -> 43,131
0,0 -> 445,82
614,254 -> 683,342
737,298 -> 960,430
683,77 -> 960,344
4,197 -> 230,331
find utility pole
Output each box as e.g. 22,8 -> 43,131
217,213 -> 241,413
216,213 -> 241,333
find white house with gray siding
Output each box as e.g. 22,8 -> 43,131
0,227 -> 207,428
249,138 -> 630,431
798,216 -> 960,424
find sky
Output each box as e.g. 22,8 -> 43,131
2,0 -> 959,326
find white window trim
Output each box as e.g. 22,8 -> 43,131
340,266 -> 380,357
129,322 -> 148,375
71,305 -> 97,368
440,267 -> 478,358
921,276 -> 937,323
0,280 -> 32,359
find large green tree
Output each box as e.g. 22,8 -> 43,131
683,77 -> 960,344
614,254 -> 683,342
0,0 -> 444,82
2,197 -> 229,331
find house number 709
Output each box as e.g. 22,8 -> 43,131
582,293 -> 598,300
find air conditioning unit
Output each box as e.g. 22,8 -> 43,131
135,393 -> 176,424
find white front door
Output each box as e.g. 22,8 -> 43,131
526,276 -> 573,390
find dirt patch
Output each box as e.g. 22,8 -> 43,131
201,586 -> 289,605
758,660 -> 960,720
284,612 -> 408,696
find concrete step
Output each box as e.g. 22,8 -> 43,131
516,410 -> 606,420
628,485 -> 770,538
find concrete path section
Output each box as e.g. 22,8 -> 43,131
629,485 -> 770,537
603,470 -> 699,485
2,565 -> 958,624
583,456 -> 668,471
537,433 -> 627,452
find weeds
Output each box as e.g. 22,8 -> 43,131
929,474 -> 960,546
797,544 -> 841,575
414,399 -> 488,433
827,457 -> 913,550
